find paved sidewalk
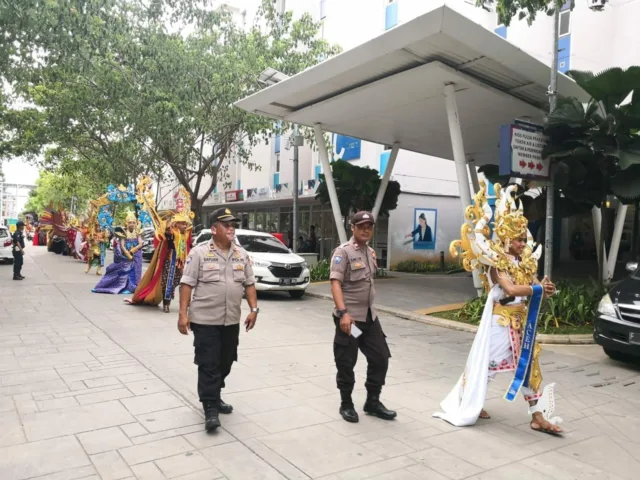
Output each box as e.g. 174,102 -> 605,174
307,271 -> 476,313
1,248 -> 640,479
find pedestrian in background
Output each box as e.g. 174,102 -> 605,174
329,211 -> 396,423
12,221 -> 26,280
178,208 -> 260,433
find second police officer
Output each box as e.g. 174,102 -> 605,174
329,211 -> 397,423
179,208 -> 260,433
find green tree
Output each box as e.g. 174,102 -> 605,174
24,168 -> 107,215
479,1 -> 608,26
316,160 -> 401,230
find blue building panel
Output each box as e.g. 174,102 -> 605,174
236,179 -> 241,190
494,25 -> 507,39
385,2 -> 398,30
558,35 -> 571,73
314,164 -> 322,180
273,172 -> 280,187
379,151 -> 391,176
335,134 -> 361,161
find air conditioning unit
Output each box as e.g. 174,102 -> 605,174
588,0 -> 606,11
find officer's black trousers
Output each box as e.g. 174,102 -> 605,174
333,309 -> 391,396
191,323 -> 240,405
13,252 -> 23,278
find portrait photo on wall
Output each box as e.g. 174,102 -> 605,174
405,208 -> 437,250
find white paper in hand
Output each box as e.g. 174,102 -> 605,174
350,324 -> 362,338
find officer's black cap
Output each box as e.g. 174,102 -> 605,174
16,221 -> 25,228
350,211 -> 375,226
211,208 -> 239,225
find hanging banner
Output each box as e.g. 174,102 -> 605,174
224,189 -> 244,202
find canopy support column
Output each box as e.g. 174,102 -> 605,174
314,125 -> 348,244
372,143 -> 400,221
444,83 -> 473,214
467,158 -> 480,194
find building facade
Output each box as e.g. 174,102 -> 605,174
159,0 -> 640,268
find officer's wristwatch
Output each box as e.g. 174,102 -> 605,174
251,307 -> 260,314
336,308 -> 348,318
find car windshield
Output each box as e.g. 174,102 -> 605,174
198,232 -> 212,244
237,234 -> 289,254
0,229 -> 8,238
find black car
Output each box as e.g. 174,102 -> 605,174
594,261 -> 640,360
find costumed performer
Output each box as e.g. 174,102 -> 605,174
433,182 -> 563,435
84,197 -> 111,275
126,180 -> 193,313
92,211 -> 143,294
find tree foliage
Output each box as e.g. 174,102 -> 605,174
316,161 -> 401,222
481,0 -> 568,26
1,0 -> 340,223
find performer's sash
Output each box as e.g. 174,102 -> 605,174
164,249 -> 177,301
504,283 -> 544,402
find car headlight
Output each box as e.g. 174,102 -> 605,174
301,262 -> 308,269
597,294 -> 617,317
252,259 -> 271,267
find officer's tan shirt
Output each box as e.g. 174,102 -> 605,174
329,237 -> 378,323
180,240 -> 255,326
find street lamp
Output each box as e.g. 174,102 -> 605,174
257,68 -> 303,253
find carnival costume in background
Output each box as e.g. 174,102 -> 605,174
85,197 -> 112,275
92,212 -> 143,294
433,182 -> 562,431
126,179 -> 193,313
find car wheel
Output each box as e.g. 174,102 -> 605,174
604,348 -> 628,362
289,290 -> 305,299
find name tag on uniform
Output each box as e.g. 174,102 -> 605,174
203,263 -> 220,271
232,264 -> 244,271
351,262 -> 365,270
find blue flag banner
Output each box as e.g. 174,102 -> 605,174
504,283 -> 544,402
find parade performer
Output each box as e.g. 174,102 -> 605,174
85,197 -> 111,275
126,179 -> 193,313
92,211 -> 143,294
433,182 -> 563,435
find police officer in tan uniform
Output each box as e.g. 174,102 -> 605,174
179,208 -> 259,432
330,211 -> 396,423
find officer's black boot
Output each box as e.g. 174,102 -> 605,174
339,391 -> 359,423
203,402 -> 221,432
217,399 -> 233,414
363,393 -> 397,420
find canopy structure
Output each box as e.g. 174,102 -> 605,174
235,4 -> 587,244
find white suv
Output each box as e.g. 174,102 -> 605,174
0,226 -> 14,264
194,228 -> 311,298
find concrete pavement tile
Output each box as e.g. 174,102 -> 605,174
27,465 -> 97,480
424,427 -> 532,470
259,424 -> 383,478
556,435 -> 639,480
0,353 -> 19,371
130,424 -> 202,445
130,462 -> 167,480
18,351 -> 95,370
62,366 -> 148,383
224,388 -> 299,414
155,451 -> 215,479
0,435 -> 90,480
221,420 -> 269,440
276,381 -> 333,400
77,427 -> 133,454
200,441 -> 286,480
122,392 -> 184,416
462,462 -> 554,480
90,451 -> 133,480
84,376 -> 121,388
408,447 -> 483,480
37,396 -> 79,412
243,438 -> 310,480
521,450 -> 626,480
0,410 -> 26,447
183,429 -> 236,449
136,406 -> 203,433
0,394 -> 15,412
14,393 -> 38,415
121,422 -> 149,438
22,400 -> 136,441
392,426 -> 444,447
360,437 -> 416,459
1,378 -> 70,396
119,372 -> 158,383
247,405 -> 332,434
119,436 -> 193,465
76,387 -> 135,405
322,456 -> 416,480
367,465 -> 440,479
126,379 -> 171,396
1,368 -> 60,386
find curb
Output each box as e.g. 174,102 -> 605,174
305,291 -> 595,345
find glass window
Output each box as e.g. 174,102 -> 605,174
0,228 -> 8,238
276,153 -> 281,173
237,234 -> 290,253
320,0 -> 327,19
559,11 -> 570,36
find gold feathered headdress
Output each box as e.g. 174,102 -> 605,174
171,186 -> 194,225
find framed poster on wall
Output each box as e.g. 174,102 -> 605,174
407,208 -> 437,250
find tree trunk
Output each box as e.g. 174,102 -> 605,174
191,194 -> 205,235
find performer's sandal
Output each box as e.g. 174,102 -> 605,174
528,383 -> 563,436
479,410 -> 491,419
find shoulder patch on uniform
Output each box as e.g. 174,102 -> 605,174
334,255 -> 342,264
186,256 -> 193,265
